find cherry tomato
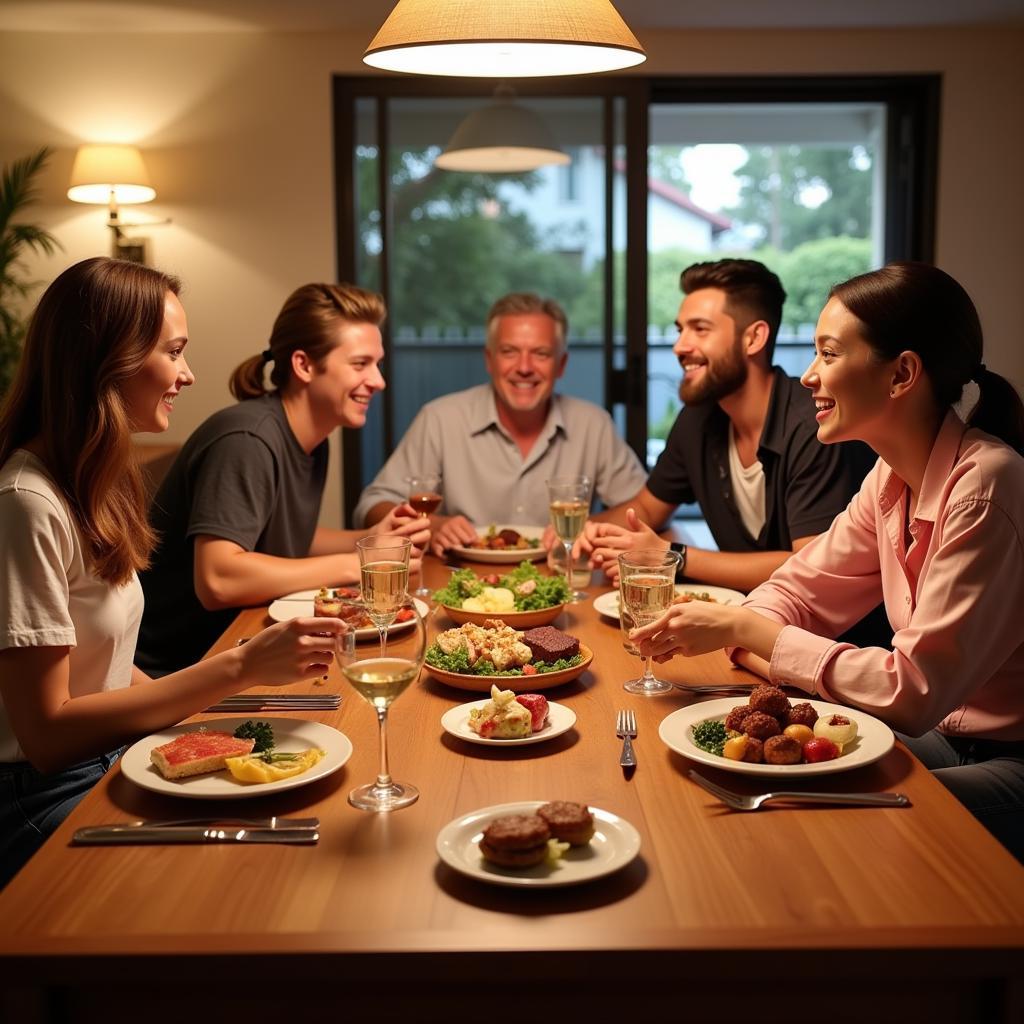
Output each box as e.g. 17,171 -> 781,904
802,737 -> 840,763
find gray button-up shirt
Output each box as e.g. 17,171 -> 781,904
353,385 -> 647,527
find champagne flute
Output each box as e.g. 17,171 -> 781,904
618,548 -> 681,695
336,599 -> 425,812
405,473 -> 442,599
546,476 -> 593,602
356,535 -> 411,658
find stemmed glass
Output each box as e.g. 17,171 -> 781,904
405,473 -> 442,599
356,535 -> 411,657
336,598 -> 425,812
618,548 -> 681,695
546,475 -> 592,602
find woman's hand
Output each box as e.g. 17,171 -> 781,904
631,600 -> 746,662
237,617 -> 349,685
578,508 -> 667,583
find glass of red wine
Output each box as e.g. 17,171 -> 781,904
405,474 -> 442,598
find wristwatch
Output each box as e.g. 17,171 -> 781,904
669,541 -> 688,579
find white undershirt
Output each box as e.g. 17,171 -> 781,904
728,427 -> 766,541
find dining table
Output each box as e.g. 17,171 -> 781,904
1,553 -> 1022,1024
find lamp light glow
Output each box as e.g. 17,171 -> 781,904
67,145 -> 155,205
364,0 -> 646,78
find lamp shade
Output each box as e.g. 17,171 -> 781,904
67,145 -> 156,204
436,93 -> 571,172
364,0 -> 646,78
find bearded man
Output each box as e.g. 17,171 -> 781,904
581,258 -> 875,594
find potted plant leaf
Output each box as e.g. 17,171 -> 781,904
0,147 -> 61,398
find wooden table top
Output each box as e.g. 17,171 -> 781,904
1,555 -> 1022,1003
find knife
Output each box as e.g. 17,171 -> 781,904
73,824 -> 319,845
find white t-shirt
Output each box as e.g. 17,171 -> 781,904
728,427 -> 766,541
0,450 -> 143,762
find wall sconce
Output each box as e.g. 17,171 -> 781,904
435,87 -> 570,173
364,0 -> 646,78
67,144 -> 164,263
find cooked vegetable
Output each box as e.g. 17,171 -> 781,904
691,719 -> 728,757
425,642 -> 580,677
233,719 -> 275,753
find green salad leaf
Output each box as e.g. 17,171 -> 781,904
425,642 -> 581,677
431,562 -> 569,611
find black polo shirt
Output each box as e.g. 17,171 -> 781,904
647,367 -> 876,552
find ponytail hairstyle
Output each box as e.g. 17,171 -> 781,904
0,257 -> 181,584
830,262 -> 1024,456
229,283 -> 387,400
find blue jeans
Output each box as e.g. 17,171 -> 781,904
898,730 -> 1024,862
0,748 -> 123,889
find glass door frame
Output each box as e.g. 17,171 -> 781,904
332,74 -> 939,525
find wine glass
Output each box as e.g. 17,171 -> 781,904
405,473 -> 442,599
618,548 -> 681,695
336,598 -> 425,812
546,475 -> 593,602
356,535 -> 411,657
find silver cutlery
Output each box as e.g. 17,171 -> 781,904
687,770 -> 910,811
120,816 -> 319,829
616,708 -> 637,768
73,819 -> 320,845
203,694 -> 342,713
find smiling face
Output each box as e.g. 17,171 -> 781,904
801,297 -> 894,445
307,320 -> 386,429
673,288 -> 748,405
484,312 -> 567,419
122,291 -> 194,433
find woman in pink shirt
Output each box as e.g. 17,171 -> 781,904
633,262 -> 1024,859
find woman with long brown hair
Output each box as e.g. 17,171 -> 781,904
0,258 -> 347,887
134,282 -> 428,677
632,262 -> 1024,859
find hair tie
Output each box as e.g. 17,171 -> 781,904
973,362 -> 987,381
261,348 -> 274,364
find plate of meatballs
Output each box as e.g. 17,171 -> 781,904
659,685 -> 895,777
436,800 -> 641,887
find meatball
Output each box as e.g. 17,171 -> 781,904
479,814 -> 551,868
740,736 -> 764,763
786,702 -> 819,728
741,711 -> 781,740
763,734 -> 802,765
537,801 -> 594,846
724,704 -> 753,733
749,684 -> 790,719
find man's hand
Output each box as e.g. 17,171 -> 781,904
430,514 -> 478,557
372,503 -> 431,573
578,507 -> 668,584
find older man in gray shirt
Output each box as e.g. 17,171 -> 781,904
355,293 -> 647,555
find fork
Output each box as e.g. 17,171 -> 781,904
616,709 -> 637,768
687,770 -> 910,811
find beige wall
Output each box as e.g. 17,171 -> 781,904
1,24 -> 1022,523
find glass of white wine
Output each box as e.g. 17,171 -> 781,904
336,599 -> 425,812
356,535 -> 411,658
405,473 -> 442,599
546,475 -> 593,602
618,548 -> 681,695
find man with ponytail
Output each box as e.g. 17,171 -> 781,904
630,262 -> 1024,860
0,260 -> 349,888
135,283 -> 427,677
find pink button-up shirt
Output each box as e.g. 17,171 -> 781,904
738,411 -> 1024,739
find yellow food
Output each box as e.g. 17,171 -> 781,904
224,748 -> 325,783
723,735 -> 749,761
461,587 -> 516,613
783,724 -> 815,745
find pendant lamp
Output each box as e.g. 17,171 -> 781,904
435,88 -> 570,172
364,0 -> 646,78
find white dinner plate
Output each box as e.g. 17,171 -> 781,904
448,524 -> 547,564
658,698 -> 895,777
119,717 -> 353,799
440,699 -> 577,747
593,584 -> 746,620
268,593 -> 429,636
436,801 -> 640,888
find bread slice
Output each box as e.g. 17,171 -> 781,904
150,731 -> 255,780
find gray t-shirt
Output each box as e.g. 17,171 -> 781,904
136,394 -> 327,675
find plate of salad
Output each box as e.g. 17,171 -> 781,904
433,563 -> 569,628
